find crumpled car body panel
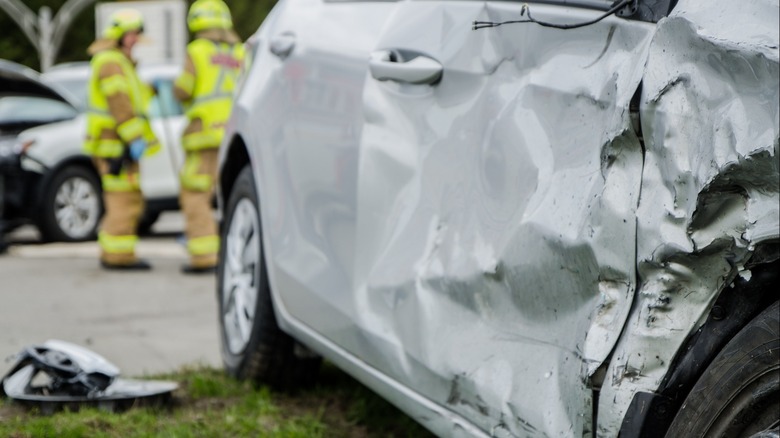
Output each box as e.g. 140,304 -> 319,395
223,0 -> 779,435
346,3 -> 652,436
598,0 -> 780,433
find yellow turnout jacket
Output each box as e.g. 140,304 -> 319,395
84,48 -> 159,159
174,30 -> 245,151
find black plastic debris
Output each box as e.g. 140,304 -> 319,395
1,340 -> 178,414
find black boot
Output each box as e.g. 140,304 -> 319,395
100,259 -> 152,271
181,264 -> 217,274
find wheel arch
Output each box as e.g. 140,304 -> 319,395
218,134 -> 251,225
216,159 -> 323,388
619,242 -> 780,437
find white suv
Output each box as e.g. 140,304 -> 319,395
13,62 -> 185,241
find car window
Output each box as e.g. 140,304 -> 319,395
147,80 -> 183,118
0,96 -> 78,125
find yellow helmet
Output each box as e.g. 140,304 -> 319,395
102,8 -> 144,40
187,0 -> 233,33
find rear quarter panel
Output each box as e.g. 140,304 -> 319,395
598,0 -> 779,433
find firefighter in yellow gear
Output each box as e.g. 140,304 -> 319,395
174,0 -> 244,274
85,9 -> 159,270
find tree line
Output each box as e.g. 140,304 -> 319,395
0,0 -> 276,71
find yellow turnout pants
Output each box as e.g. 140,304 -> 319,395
180,148 -> 219,268
94,158 -> 144,265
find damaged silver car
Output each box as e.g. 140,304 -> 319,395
216,0 -> 779,436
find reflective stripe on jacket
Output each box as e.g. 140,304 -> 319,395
175,37 -> 245,151
84,48 -> 159,158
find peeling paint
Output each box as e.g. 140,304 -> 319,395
598,0 -> 779,434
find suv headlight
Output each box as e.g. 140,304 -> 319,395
0,138 -> 35,159
0,138 -> 17,159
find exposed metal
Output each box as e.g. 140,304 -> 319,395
618,259 -> 779,436
598,0 -> 780,433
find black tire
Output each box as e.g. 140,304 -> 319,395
136,208 -> 161,236
38,165 -> 103,242
666,301 -> 780,437
217,165 -> 321,389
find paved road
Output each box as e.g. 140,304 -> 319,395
0,212 -> 222,378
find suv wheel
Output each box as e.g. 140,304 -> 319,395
38,165 -> 103,242
218,165 -> 321,389
666,300 -> 779,437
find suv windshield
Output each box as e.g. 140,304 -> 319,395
0,95 -> 78,127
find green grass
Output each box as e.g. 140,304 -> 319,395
0,365 -> 433,437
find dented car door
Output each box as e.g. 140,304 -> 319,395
352,2 -> 655,435
217,0 -> 779,434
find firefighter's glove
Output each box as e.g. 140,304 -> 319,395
129,139 -> 147,161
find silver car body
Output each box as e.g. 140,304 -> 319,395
221,0 -> 779,435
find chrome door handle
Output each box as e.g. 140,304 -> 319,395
369,50 -> 443,85
270,32 -> 296,59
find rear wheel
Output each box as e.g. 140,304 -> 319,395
666,301 -> 780,437
217,165 -> 320,389
38,165 -> 102,242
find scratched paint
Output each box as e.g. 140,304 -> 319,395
225,0 -> 779,435
597,0 -> 779,434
